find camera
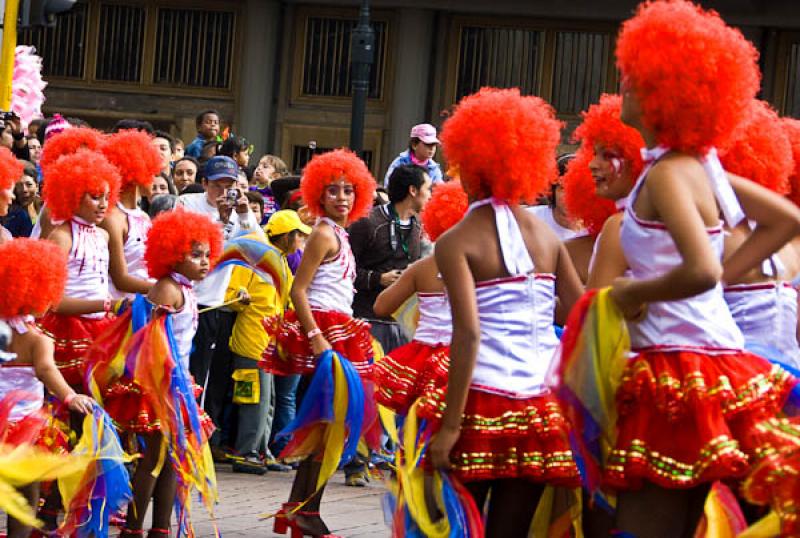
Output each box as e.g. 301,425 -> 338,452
226,188 -> 239,203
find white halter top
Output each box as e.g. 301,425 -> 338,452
0,317 -> 44,421
65,218 -> 110,319
468,199 -> 560,398
169,272 -> 198,371
307,217 -> 357,316
620,147 -> 744,352
110,203 -> 152,300
414,291 -> 451,346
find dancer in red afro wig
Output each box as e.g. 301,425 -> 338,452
616,0 -> 760,154
102,129 -> 162,189
720,100 -> 792,195
39,126 -> 105,170
441,87 -> 562,204
0,146 -> 23,192
145,208 -> 222,280
562,147 -> 615,237
0,238 -> 67,318
421,181 -> 468,242
300,148 -> 375,224
41,148 -> 121,222
782,118 -> 800,207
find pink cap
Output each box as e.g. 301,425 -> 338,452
410,123 -> 440,145
44,114 -> 71,141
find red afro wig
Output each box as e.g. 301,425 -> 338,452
39,126 -> 105,170
562,147 -> 617,236
421,180 -> 469,241
783,118 -> 800,207
145,208 -> 223,280
0,147 -> 23,192
616,0 -> 760,154
41,149 -> 122,221
0,238 -> 67,318
440,87 -> 563,204
573,94 -> 645,181
102,130 -> 162,190
300,148 -> 375,224
719,100 -> 791,194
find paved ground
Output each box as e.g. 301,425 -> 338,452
193,465 -> 389,537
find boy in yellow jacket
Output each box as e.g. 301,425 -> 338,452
225,210 -> 310,474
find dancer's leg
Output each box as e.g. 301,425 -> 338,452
150,463 -> 177,532
483,479 -> 543,538
123,434 -> 164,533
7,483 -> 39,538
616,481 -> 710,538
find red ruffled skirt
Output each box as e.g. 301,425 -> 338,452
261,309 -> 373,378
417,388 -> 580,485
100,377 -> 214,438
605,349 -> 796,490
1,407 -> 70,454
374,341 -> 449,415
37,311 -> 115,387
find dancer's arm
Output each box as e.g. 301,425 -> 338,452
587,213 -> 628,289
429,233 -> 480,470
723,173 -> 800,284
373,259 -> 421,318
102,210 -> 152,294
554,242 -> 584,325
610,157 -> 723,317
290,224 -> 338,357
47,225 -> 110,315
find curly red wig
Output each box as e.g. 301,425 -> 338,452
719,100 -> 791,194
440,87 -> 562,204
300,149 -> 375,224
39,126 -> 105,170
421,180 -> 469,241
145,208 -> 223,280
616,0 -> 760,154
102,130 -> 162,190
0,238 -> 67,318
0,147 -> 23,192
783,118 -> 800,207
41,149 -> 122,221
573,94 -> 644,180
562,147 -> 617,236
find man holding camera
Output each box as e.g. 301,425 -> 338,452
179,155 -> 263,458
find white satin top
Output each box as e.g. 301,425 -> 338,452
169,272 -> 198,371
0,365 -> 44,421
110,203 -> 152,300
414,292 -> 451,346
620,149 -> 744,352
469,199 -> 560,398
65,218 -> 110,319
724,282 -> 800,368
307,217 -> 357,316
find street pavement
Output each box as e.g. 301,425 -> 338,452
193,465 -> 389,537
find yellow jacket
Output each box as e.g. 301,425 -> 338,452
225,235 -> 293,360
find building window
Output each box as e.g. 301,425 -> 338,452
154,8 -> 235,89
95,4 -> 145,82
301,16 -> 388,99
292,145 -> 373,173
783,42 -> 800,118
19,3 -> 88,79
456,26 -> 543,101
551,31 -> 611,115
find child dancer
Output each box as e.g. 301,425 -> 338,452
37,148 -> 121,388
601,2 -> 800,535
373,180 -> 468,416
719,100 -> 800,370
100,129 -> 163,299
560,94 -> 645,288
427,88 -> 584,537
0,238 -> 95,538
87,208 -> 221,537
262,148 -> 375,538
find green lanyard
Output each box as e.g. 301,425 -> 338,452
388,204 -> 410,260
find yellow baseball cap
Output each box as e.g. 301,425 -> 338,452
265,209 -> 312,237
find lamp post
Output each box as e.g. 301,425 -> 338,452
349,0 -> 374,159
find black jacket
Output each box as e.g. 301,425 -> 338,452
348,204 -> 423,319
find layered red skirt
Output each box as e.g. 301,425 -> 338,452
100,377 -> 214,438
374,341 -> 450,415
37,311 -> 115,387
417,387 -> 580,486
605,349 -> 796,490
1,406 -> 70,454
261,309 -> 373,377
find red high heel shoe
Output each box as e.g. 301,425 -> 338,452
291,511 -> 342,538
273,502 -> 300,535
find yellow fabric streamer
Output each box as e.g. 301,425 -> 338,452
317,354 -> 349,490
392,295 -> 420,342
738,512 -> 781,538
530,486 -> 583,538
0,443 -> 92,527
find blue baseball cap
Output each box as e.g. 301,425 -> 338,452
204,155 -> 239,181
